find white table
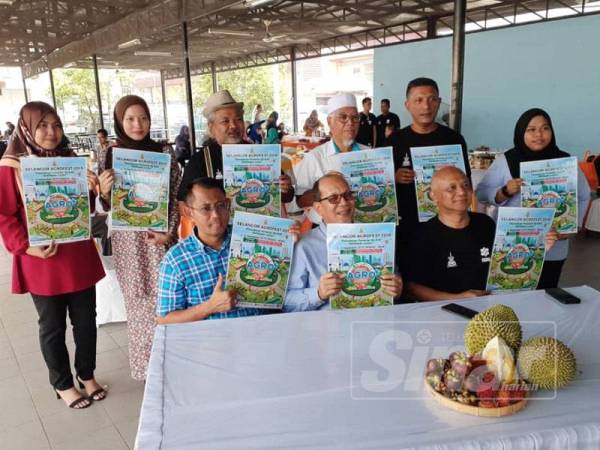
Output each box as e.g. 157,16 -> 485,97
136,286 -> 600,449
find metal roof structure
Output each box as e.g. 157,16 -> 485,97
3,0 -> 597,142
2,0 -> 597,79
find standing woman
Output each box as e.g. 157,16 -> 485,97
476,108 -> 590,288
265,111 -> 280,144
0,102 -> 106,408
97,95 -> 181,381
174,125 -> 191,168
252,104 -> 263,123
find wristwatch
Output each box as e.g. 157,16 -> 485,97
501,185 -> 512,197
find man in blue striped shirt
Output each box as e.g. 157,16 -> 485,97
156,177 -> 261,324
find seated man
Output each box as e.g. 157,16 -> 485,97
284,172 -> 403,312
158,177 -> 300,323
402,166 -> 557,301
157,178 -> 259,324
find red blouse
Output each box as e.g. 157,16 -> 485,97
0,166 -> 105,296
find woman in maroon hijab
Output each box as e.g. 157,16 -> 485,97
0,102 -> 106,409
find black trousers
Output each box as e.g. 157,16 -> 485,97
31,286 -> 97,390
537,259 -> 566,289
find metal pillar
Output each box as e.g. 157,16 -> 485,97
48,69 -> 57,108
21,68 -> 29,103
291,47 -> 298,133
160,69 -> 169,140
211,61 -> 218,93
427,17 -> 437,38
449,0 -> 466,132
182,21 -> 197,151
92,55 -> 104,129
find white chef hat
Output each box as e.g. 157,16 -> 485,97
327,93 -> 358,115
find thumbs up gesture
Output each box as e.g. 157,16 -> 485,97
208,273 -> 237,314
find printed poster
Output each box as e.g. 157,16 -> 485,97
226,212 -> 294,309
521,156 -> 578,234
486,207 -> 555,293
327,223 -> 396,309
111,148 -> 170,231
223,144 -> 281,220
21,157 -> 91,246
337,146 -> 398,223
411,144 -> 466,222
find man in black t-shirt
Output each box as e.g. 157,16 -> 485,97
402,167 -> 558,302
385,77 -> 471,237
376,98 -> 400,147
356,97 -> 376,147
402,167 -> 495,301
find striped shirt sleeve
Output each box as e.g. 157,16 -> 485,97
157,251 -> 186,317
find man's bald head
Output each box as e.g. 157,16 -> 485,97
431,166 -> 469,192
429,166 -> 472,215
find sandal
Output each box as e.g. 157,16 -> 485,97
55,389 -> 91,409
77,376 -> 108,401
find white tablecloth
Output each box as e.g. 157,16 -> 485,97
136,286 -> 600,449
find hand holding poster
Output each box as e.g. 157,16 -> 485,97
411,145 -> 466,222
225,212 -> 294,309
111,148 -> 171,231
327,223 -> 396,309
337,146 -> 398,223
521,156 -> 578,234
21,157 -> 91,246
486,207 -> 555,293
223,144 -> 281,220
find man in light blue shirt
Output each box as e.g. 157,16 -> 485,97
284,172 -> 403,312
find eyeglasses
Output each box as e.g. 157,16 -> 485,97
187,200 -> 230,216
318,190 -> 355,205
334,113 -> 360,124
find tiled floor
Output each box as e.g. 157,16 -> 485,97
0,232 -> 598,449
0,248 -> 143,450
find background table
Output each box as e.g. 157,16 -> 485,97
136,286 -> 600,449
585,197 -> 600,232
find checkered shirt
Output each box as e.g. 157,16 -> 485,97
156,228 -> 261,319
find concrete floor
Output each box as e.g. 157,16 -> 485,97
0,233 -> 598,449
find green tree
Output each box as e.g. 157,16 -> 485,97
52,69 -> 99,133
216,64 -> 291,126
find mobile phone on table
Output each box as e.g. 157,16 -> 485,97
545,288 -> 581,304
441,303 -> 478,319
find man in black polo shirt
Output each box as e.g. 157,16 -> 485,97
376,98 -> 400,147
356,97 -> 376,147
386,78 -> 471,239
402,167 -> 558,302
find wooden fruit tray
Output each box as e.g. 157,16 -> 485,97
424,379 -> 529,417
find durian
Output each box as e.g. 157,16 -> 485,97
464,304 -> 522,355
481,336 -> 517,384
517,337 -> 576,390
